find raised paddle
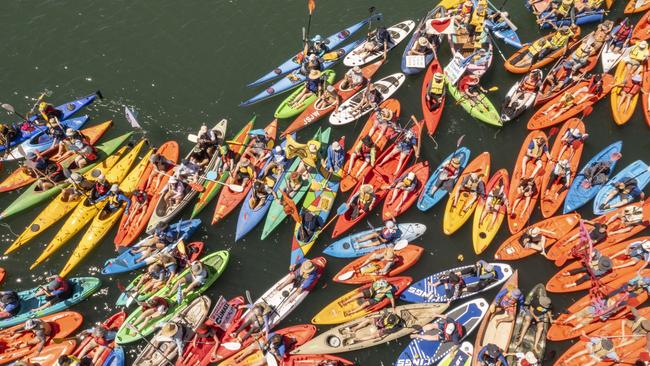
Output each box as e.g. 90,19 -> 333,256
336,239 -> 409,281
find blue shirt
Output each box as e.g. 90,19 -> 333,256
292,258 -> 319,290
326,146 -> 344,172
477,344 -> 509,365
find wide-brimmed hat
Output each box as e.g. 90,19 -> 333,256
160,323 -> 180,337
418,37 -> 428,46
309,70 -> 322,80
300,260 -> 316,274
450,157 -> 461,167
361,184 -> 373,193
240,157 -> 250,167
598,256 -> 613,271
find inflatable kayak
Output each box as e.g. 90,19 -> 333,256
421,59 -> 446,135
447,79 -> 501,126
401,7 -> 445,74
71,311 -> 125,365
102,347 -> 125,366
333,245 -> 424,284
274,69 -> 336,119
345,20 -> 416,67
593,160 -> 650,215
501,70 -> 542,122
323,223 -> 426,258
611,57 -> 642,125
485,10 -> 521,48
382,161 -> 429,219
417,147 -> 471,211
472,169 -> 509,254
538,9 -> 604,29
505,29 -> 581,73
505,284 -> 549,364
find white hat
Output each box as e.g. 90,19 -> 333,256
642,240 -> 650,252
407,172 -> 416,180
65,128 -> 75,136
385,220 -> 396,229
69,173 -> 83,184
444,323 -> 455,335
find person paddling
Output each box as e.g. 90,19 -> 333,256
33,275 -> 72,312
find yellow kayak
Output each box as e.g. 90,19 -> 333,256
472,169 -> 509,254
59,148 -> 153,277
31,139 -> 145,270
611,58 -> 640,125
439,0 -> 463,8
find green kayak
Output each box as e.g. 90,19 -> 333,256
274,70 -> 336,119
115,250 -> 230,344
446,82 -> 502,127
260,127 -> 331,240
0,132 -> 133,221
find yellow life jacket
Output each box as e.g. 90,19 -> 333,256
108,193 -> 121,206
239,166 -> 254,177
629,45 -> 649,62
529,140 -> 545,157
557,0 -> 573,16
402,177 -> 414,187
574,44 -> 590,59
464,176 -> 480,191
528,39 -> 548,55
587,0 -> 602,8
550,31 -> 571,48
470,8 -> 486,27
359,190 -> 374,205
429,77 -> 445,95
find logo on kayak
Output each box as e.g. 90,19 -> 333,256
338,30 -> 350,39
266,87 -> 275,95
273,68 -> 282,75
66,103 -> 76,111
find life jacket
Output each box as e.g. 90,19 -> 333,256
375,314 -> 400,330
529,140 -> 546,157
629,45 -> 649,62
359,143 -> 373,156
358,190 -> 374,205
522,76 -> 539,91
550,30 -> 571,48
623,77 -> 641,94
557,0 -> 573,16
587,0 -> 602,8
133,191 -> 148,204
463,176 -> 481,191
402,176 -> 415,187
429,77 -> 445,95
574,44 -> 590,60
616,24 -> 632,41
500,291 -> 519,307
528,39 -> 548,55
107,192 -> 123,206
442,320 -> 464,341
460,1 -> 473,16
238,165 -> 254,178
380,227 -> 397,239
470,8 -> 486,27
488,188 -> 505,205
95,182 -> 110,196
479,265 -> 496,277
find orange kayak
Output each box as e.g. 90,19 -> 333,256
626,0 -> 650,13
339,99 -> 400,193
382,161 -> 429,220
527,74 -> 615,130
507,131 -> 548,234
113,141 -> 179,248
472,169 -> 509,254
643,57 -> 650,128
332,245 -> 424,284
22,340 -> 77,366
504,29 -> 581,74
633,10 -> 650,41
284,355 -> 355,365
0,268 -> 5,285
539,119 -> 586,218
421,59 -> 446,135
72,311 -> 125,365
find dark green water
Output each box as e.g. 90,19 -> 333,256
0,0 -> 649,364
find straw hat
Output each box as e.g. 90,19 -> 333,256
539,296 -> 552,308
160,323 -> 180,337
240,157 -> 250,167
309,70 -> 322,80
418,37 -> 428,46
360,184 -> 374,194
379,108 -> 394,120
300,260 -> 316,275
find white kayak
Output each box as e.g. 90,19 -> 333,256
601,42 -> 630,73
344,20 -> 416,67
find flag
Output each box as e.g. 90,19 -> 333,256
427,17 -> 455,35
308,0 -> 316,15
124,106 -> 142,129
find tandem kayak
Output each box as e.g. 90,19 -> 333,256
538,9 -> 604,29
505,284 -> 549,364
593,160 -> 650,215
274,69 -> 336,119
344,20 -> 416,67
323,223 -> 426,258
417,147 -> 471,211
504,28 -> 581,73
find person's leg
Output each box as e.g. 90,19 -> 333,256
395,190 -> 409,212
462,193 -> 477,213
521,156 -> 529,178
529,159 -> 543,178
394,153 -> 407,175
515,315 -> 532,345
521,196 -> 532,215
355,161 -> 369,178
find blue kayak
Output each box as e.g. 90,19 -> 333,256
396,298 -> 489,366
538,9 -> 604,29
101,219 -> 201,275
400,6 -> 445,75
417,147 -> 471,211
564,141 -> 623,214
247,13 -> 383,87
593,160 -> 650,215
485,11 -> 522,48
400,263 -> 512,303
322,223 -> 427,258
102,346 -> 125,366
0,277 -> 100,329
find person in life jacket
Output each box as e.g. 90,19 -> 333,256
314,84 -> 340,110
355,219 -> 402,250
87,173 -> 111,203
341,310 -> 403,345
540,26 -> 576,59
189,145 -> 211,168
290,69 -> 327,108
506,70 -> 542,113
545,158 -> 572,199
538,0 -> 573,25
467,3 -> 487,37
477,343 -> 508,366
612,18 -> 633,52
324,140 -> 344,175
94,184 -> 131,218
426,72 -> 445,110
580,152 -> 617,187
558,127 -> 588,158
428,155 -> 463,197
459,74 -> 484,102
626,41 -> 649,75
24,150 -> 65,191
60,128 -> 97,169
562,252 -> 613,289
347,135 -> 376,178
510,177 -> 538,218
250,176 -> 276,209
0,290 -> 20,319
196,124 -> 222,156
368,106 -> 396,140
146,152 -> 176,190
6,318 -> 53,353
478,180 -> 510,230
283,171 -> 306,197
60,172 -> 94,202
490,286 -> 524,325
340,278 -> 397,317
300,53 -> 324,78
122,189 -> 149,228
379,128 -> 419,175
512,295 -> 553,352
36,118 -> 65,145
350,82 -> 383,117
430,271 -> 468,302
574,73 -> 605,105
164,259 -> 208,298
600,177 -> 646,211
0,123 -> 19,152
75,321 -> 117,365
354,26 -> 392,62
570,42 -> 594,73
547,59 -> 577,91
233,331 -> 290,365
409,314 -> 464,345
348,184 -> 376,220
175,157 -> 201,183
519,226 -> 555,257
387,171 -> 419,212
617,73 -> 642,114
340,66 -> 367,91
232,157 -> 255,186
230,302 -> 272,343
297,208 -> 324,242
358,246 -> 399,277
588,20 -> 613,51
460,260 -> 498,291
611,238 -> 650,271
408,36 -> 434,57
132,295 -> 170,328
132,224 -> 174,265
604,204 -> 646,236
521,136 -> 551,179
37,101 -> 63,123
454,0 -> 474,23
524,37 -> 552,65
452,172 -> 485,213
33,275 -> 72,311
161,176 -> 186,209
579,0 -> 603,11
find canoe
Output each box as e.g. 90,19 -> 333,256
563,140 -> 623,213
602,22 -> 632,72
338,99 -> 400,192
443,152 -> 491,235
292,303 -> 449,355
311,277 -> 412,325
262,127 -> 330,239
632,10 -> 650,41
593,160 -> 650,215
284,355 -> 355,366
323,223 -> 426,258
133,296 -> 210,365
401,7 -> 445,75
505,28 -> 581,73
438,342 -> 474,366
0,120 -> 112,193
505,284 -> 548,365
501,71 -> 542,122
0,132 -> 132,222
472,169 -> 509,254
211,119 -> 277,225
396,298 -> 489,366
493,213 -> 580,261
71,311 -> 125,366
611,56 -> 642,125
4,134 -> 132,254
329,74 -> 406,125
344,20 -> 416,67
23,340 -> 77,366
485,10 -> 522,48
626,0 -> 650,12
148,119 -> 227,232
507,131 -> 548,234
528,74 -> 615,129
333,245 -> 424,284
102,347 -> 125,366
382,161 -> 429,219
114,140 -> 179,247
539,119 -> 586,218
538,9 -> 604,29
421,59 -> 446,135
417,147 -> 471,211
30,139 -> 146,270
283,61 -> 382,137
446,80 -> 501,126
274,69 -> 336,119
472,271 -> 519,366
191,118 -> 253,219
0,311 -> 83,364
115,251 -> 229,344
0,277 -> 99,329
401,263 -> 513,303
247,13 -> 381,87
59,147 -> 154,277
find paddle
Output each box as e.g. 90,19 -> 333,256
204,170 -> 244,192
455,86 -> 499,106
336,239 -> 409,281
318,203 -> 349,233
0,103 -> 29,122
155,170 -> 206,193
486,30 -> 508,62
579,152 -> 622,189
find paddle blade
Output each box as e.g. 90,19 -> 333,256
187,134 -> 198,143
124,106 -> 142,129
228,184 -> 244,193
222,342 -> 242,351
266,353 -> 279,366
205,170 -> 218,181
1,104 -> 14,113
177,240 -> 187,256
456,134 -> 465,148
393,239 -> 408,250
336,203 -> 349,215
337,271 -> 355,281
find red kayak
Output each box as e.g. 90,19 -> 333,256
72,311 -> 125,365
421,59 -> 445,135
333,245 -> 424,284
382,161 -> 429,219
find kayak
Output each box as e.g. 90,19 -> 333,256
311,277 -> 412,325
247,13 -> 382,87
500,70 -> 542,122
539,119 -> 586,218
417,147 -> 471,211
329,74 -> 406,125
472,169 -> 509,254
485,10 -> 522,48
115,251 -> 229,344
262,127 -> 330,239
30,139 -> 146,270
421,59 -> 446,135
0,311 -> 83,364
443,152 -> 491,235
291,303 -> 449,355
211,119 -> 277,225
446,80 -> 501,126
438,342 -> 474,366
400,263 -> 513,303
0,120 -> 112,193
382,161 -> 429,219
507,130 -> 548,234
538,9 -> 604,29
602,21 -> 632,73
102,347 -> 125,366
0,277 -> 100,329
59,147 -> 154,277
611,56 -> 642,125
644,55 -> 650,129
71,311 -> 125,366
400,7 -> 445,75
626,0 -> 650,12
274,69 -> 336,119
102,219 -> 200,275
339,99 -> 400,192
4,134 -> 132,254
493,213 -> 580,261
24,340 -> 77,366
527,74 -> 615,130
473,271 -> 519,366
283,61 -> 382,137
148,119 -> 227,232
0,132 -> 132,222
504,28 -> 581,73
632,10 -> 650,41
0,268 -> 4,285
344,20 -> 416,67
396,298 -> 488,366
333,245 -> 424,284
593,160 -> 650,215
133,296 -> 210,365
191,118 -> 253,219
323,223 -> 426,258
114,140 -> 180,248
505,284 -> 548,364
284,355 -> 355,366
563,140 -> 623,213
